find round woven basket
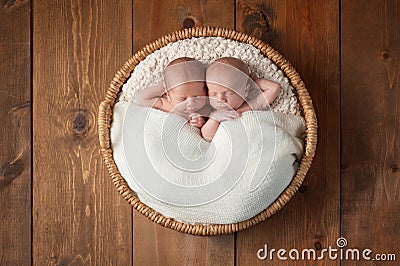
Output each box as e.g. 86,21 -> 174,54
98,26 -> 317,236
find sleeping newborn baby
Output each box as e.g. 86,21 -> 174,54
136,57 -> 209,128
201,57 -> 281,141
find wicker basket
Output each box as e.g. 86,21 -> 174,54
98,27 -> 317,236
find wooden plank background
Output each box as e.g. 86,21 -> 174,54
0,0 -> 398,265
341,1 -> 400,265
0,1 -> 31,265
32,1 -> 133,265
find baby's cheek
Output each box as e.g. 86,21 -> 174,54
208,97 -> 217,104
198,98 -> 207,107
229,96 -> 244,106
173,101 -> 187,110
209,99 -> 220,108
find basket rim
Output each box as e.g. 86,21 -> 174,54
98,26 -> 317,236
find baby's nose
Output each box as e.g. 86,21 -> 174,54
216,94 -> 226,102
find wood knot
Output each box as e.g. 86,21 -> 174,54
183,17 -> 195,29
238,1 -> 271,39
390,164 -> 399,173
380,50 -> 391,61
72,111 -> 89,135
299,185 -> 307,193
3,0 -> 16,8
314,242 -> 322,250
2,0 -> 25,9
0,159 -> 24,183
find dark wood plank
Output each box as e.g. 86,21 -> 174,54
236,1 -> 340,265
133,0 -> 236,51
341,1 -> 400,265
0,1 -> 31,265
33,1 -> 133,264
134,214 -> 234,266
132,1 -> 235,265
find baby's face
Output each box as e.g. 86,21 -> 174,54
167,82 -> 207,114
207,83 -> 245,110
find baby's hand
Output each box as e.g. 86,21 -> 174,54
189,113 -> 205,128
210,109 -> 241,122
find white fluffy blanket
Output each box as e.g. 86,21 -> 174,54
119,37 -> 302,116
111,102 -> 305,224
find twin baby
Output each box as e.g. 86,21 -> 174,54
136,57 -> 281,141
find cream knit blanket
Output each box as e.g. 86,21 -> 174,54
111,102 -> 305,224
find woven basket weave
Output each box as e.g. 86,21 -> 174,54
98,27 -> 317,236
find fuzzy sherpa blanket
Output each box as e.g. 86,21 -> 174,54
119,37 -> 302,117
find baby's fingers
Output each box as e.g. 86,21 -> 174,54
190,117 -> 201,125
189,120 -> 202,128
189,113 -> 201,120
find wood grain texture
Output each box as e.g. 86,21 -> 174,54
0,1 -> 31,265
341,1 -> 400,265
133,0 -> 235,50
33,1 -> 133,265
236,1 -> 340,265
134,214 -> 234,265
132,1 -> 235,265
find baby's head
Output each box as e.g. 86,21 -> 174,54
206,57 -> 250,110
164,57 -> 207,114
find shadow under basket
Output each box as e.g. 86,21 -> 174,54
98,27 -> 317,236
